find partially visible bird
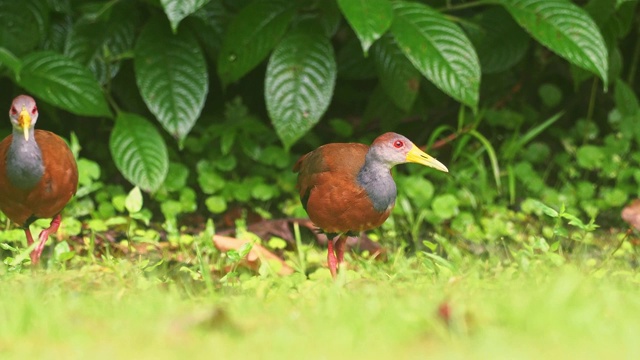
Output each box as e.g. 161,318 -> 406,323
294,132 -> 448,278
0,95 -> 78,264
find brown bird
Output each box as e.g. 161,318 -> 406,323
0,95 -> 78,264
294,132 -> 448,277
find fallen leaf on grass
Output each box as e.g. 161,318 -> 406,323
218,217 -> 387,260
622,199 -> 640,231
212,235 -> 294,275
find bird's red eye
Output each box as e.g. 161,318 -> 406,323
31,106 -> 37,114
393,140 -> 404,148
10,107 -> 17,115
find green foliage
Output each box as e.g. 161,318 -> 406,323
19,51 -> 111,117
134,16 -> 208,142
0,0 -> 638,280
110,112 -> 169,192
372,34 -> 421,111
392,1 -> 481,109
337,0 -> 393,54
496,0 -> 609,86
0,0 -> 626,193
265,29 -> 337,149
217,0 -> 296,87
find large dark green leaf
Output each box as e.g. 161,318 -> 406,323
18,51 -> 111,117
363,85 -> 407,129
465,7 -> 529,74
217,0 -> 296,87
497,0 -> 609,87
188,0 -> 229,58
337,0 -> 393,54
0,0 -> 48,56
372,34 -> 420,111
0,47 -> 21,75
265,30 -> 336,149
134,17 -> 208,142
391,1 -> 481,109
615,80 -> 639,117
337,37 -> 377,80
42,16 -> 72,53
65,5 -> 137,84
109,112 -> 169,193
160,0 -> 210,32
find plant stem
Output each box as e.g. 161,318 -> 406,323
627,26 -> 640,87
583,78 -> 598,145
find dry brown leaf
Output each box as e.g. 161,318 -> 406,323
212,235 -> 294,275
622,199 -> 640,231
218,217 -> 386,260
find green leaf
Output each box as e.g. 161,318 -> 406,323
135,17 -> 208,141
160,0 -> 210,32
615,79 -> 639,117
125,186 -> 144,214
43,16 -> 72,53
0,47 -> 22,75
431,194 -> 459,220
205,196 -> 227,214
196,160 -> 226,194
584,0 -> 617,27
251,183 -> 279,200
188,1 -> 230,57
391,1 -> 480,109
469,130 -> 501,191
164,162 -> 190,191
0,0 -> 48,56
538,83 -> 563,107
521,198 -> 559,218
77,158 -> 101,186
337,0 -> 393,54
217,0 -> 296,86
363,85 -> 406,127
18,51 -> 112,117
497,0 -> 609,87
265,30 -> 337,149
65,5 -> 137,84
601,188 -> 627,208
337,37 -> 377,80
53,241 -> 75,263
372,34 -> 420,111
465,7 -> 529,74
576,145 -> 605,170
109,112 -> 169,192
302,0 -> 342,37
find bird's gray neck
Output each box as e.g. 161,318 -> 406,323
6,128 -> 44,189
357,155 -> 397,213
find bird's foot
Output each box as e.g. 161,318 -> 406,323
32,215 -> 61,265
24,228 -> 35,246
327,237 -> 338,278
335,235 -> 348,264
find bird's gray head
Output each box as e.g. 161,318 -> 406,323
368,132 -> 449,172
9,95 -> 39,142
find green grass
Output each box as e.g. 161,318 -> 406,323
0,253 -> 639,360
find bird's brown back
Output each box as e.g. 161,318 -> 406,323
0,130 -> 78,226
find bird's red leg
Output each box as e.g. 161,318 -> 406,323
24,227 -> 35,246
327,236 -> 338,278
32,214 -> 61,264
335,234 -> 348,268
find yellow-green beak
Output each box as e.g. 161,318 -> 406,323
405,145 -> 448,173
19,107 -> 31,141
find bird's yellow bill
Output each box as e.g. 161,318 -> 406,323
406,145 -> 448,172
19,108 -> 31,141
